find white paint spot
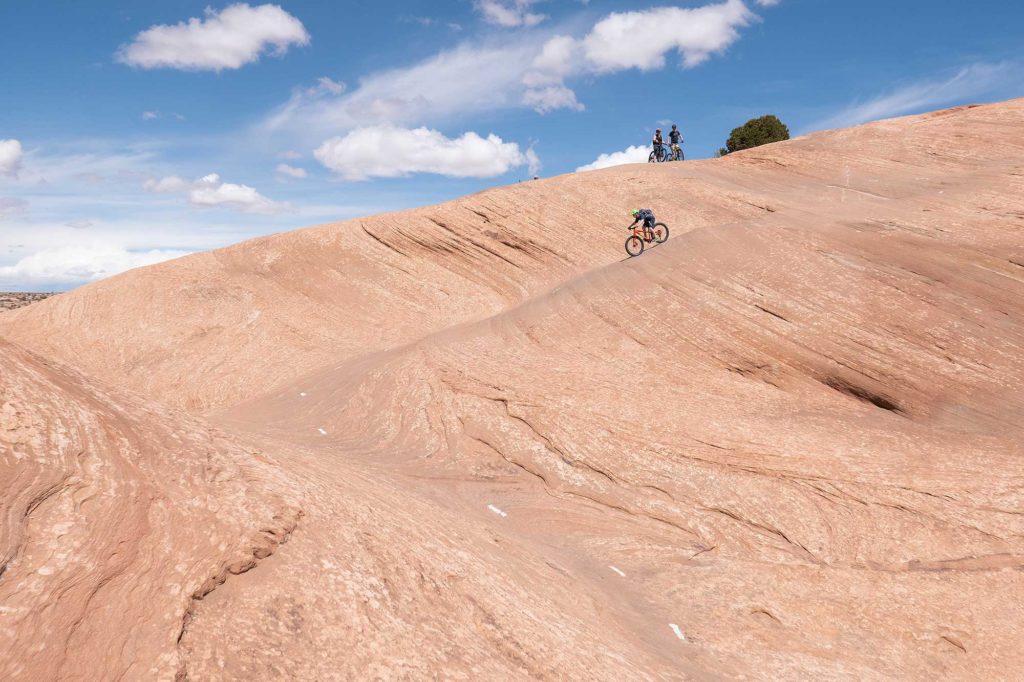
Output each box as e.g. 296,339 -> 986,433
669,623 -> 686,641
300,392 -> 307,397
317,427 -> 327,435
487,504 -> 508,518
609,565 -> 626,578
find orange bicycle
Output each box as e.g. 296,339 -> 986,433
625,221 -> 669,257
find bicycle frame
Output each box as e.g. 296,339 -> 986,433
629,224 -> 663,241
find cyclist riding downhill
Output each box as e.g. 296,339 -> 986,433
625,208 -> 670,257
669,124 -> 684,161
631,208 -> 657,241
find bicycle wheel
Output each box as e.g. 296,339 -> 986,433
653,223 -> 670,244
648,151 -> 657,164
625,235 -> 645,257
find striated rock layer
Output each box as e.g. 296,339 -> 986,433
3,99 -> 1024,679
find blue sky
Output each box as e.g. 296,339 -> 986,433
1,0 -> 1022,290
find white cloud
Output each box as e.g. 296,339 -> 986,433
143,175 -> 190,193
293,75 -> 346,101
117,3 -> 310,71
523,86 -> 584,113
0,245 -> 191,288
0,139 -> 23,177
523,35 -> 581,87
581,0 -> 756,72
144,173 -> 290,214
275,163 -> 307,179
810,62 -> 1024,131
0,197 -> 28,219
312,77 -> 345,95
576,145 -> 650,172
264,1 -> 775,135
141,111 -> 187,121
755,0 -> 780,5
264,41 -> 541,136
475,0 -> 547,27
315,125 -> 539,181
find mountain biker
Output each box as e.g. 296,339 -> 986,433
669,124 -> 683,160
630,208 -> 657,241
652,129 -> 664,160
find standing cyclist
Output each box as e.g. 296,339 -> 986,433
652,129 -> 664,161
669,124 -> 684,161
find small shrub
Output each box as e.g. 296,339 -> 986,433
724,115 -> 790,154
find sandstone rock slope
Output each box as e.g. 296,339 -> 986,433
3,99 -> 1024,680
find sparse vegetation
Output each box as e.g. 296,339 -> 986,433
0,292 -> 54,311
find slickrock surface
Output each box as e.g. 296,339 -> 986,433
3,99 -> 1024,679
0,340 -> 300,680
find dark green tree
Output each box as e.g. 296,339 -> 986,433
724,115 -> 790,154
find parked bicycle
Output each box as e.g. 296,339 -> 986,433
648,143 -> 684,163
648,144 -> 669,163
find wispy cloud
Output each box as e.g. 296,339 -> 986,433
809,61 -> 1024,131
475,0 -> 547,28
275,163 -> 307,179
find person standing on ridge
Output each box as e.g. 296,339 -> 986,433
669,124 -> 684,160
652,128 -> 664,160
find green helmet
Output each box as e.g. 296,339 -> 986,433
631,208 -> 640,217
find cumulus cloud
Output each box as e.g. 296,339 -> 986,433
315,125 -> 539,181
117,3 -> 310,71
0,139 -> 23,177
275,163 -> 307,179
581,0 -> 755,72
0,245 -> 191,288
809,61 -> 1024,131
576,145 -> 650,172
475,0 -> 547,27
144,173 -> 290,214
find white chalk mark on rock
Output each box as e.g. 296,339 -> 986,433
669,624 -> 686,641
317,427 -> 327,435
487,504 -> 508,518
609,565 -> 626,577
